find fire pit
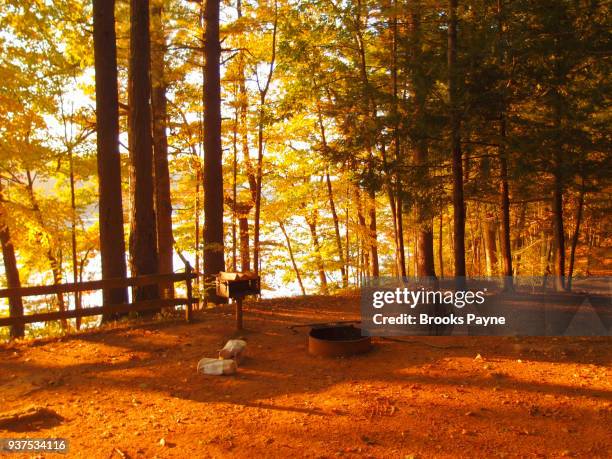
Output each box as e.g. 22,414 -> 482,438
308,325 -> 372,357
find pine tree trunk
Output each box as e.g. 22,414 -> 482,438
552,167 -> 566,291
0,180 -> 24,338
236,0 -> 255,275
150,0 -> 173,299
325,171 -> 347,288
497,0 -> 513,290
415,141 -> 436,279
392,0 -> 406,279
483,215 -> 498,277
448,0 -> 466,285
128,0 -> 159,303
381,141 -> 403,279
567,181 -> 585,290
203,0 -> 226,301
410,4 -> 437,280
355,187 -> 370,278
253,2 -> 278,276
499,119 -> 513,287
236,203 -> 252,272
279,221 -> 306,296
195,164 -> 201,289
69,150 -> 81,329
253,110 -> 263,275
513,202 -> 527,276
438,213 -> 444,279
93,0 -> 129,319
307,210 -> 329,295
368,191 -> 379,278
231,102 -> 238,271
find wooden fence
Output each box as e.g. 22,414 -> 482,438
0,264 -> 198,337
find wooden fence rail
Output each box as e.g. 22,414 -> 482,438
0,263 -> 198,336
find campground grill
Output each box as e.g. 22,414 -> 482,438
215,272 -> 260,330
308,325 -> 372,357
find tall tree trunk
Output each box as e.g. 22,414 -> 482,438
93,0 -> 129,319
448,0 -> 466,285
483,215 -> 498,277
355,188 -> 370,278
345,185 -> 351,283
231,92 -> 239,271
353,0 -> 379,279
236,0 -> 256,274
368,190 -> 379,278
326,172 -> 347,288
392,0 -> 406,279
410,2 -> 436,280
0,180 -> 24,338
567,180 -> 585,290
438,213 -> 444,279
552,157 -> 566,291
253,1 -> 277,276
499,118 -> 513,287
513,202 -> 527,276
69,149 -> 82,329
396,194 -> 406,279
203,0 -> 226,300
279,221 -> 306,296
415,137 -> 436,279
236,203 -> 252,272
195,162 -> 201,285
150,0 -> 173,298
317,106 -> 347,287
497,0 -> 513,290
129,0 -> 159,303
307,210 -> 329,295
381,141 -> 402,279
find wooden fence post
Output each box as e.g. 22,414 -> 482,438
185,262 -> 193,323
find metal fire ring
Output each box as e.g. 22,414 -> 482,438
308,325 -> 372,357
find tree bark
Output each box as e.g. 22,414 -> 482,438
448,0 -> 466,286
236,202 -> 252,272
306,210 -> 329,295
415,139 -> 436,279
497,0 -> 513,290
326,172 -> 347,288
410,3 -> 437,280
150,0 -> 174,299
499,119 -> 513,287
0,180 -> 24,338
231,94 -> 238,271
355,187 -> 370,278
68,149 -> 82,329
203,0 -> 226,301
279,221 -> 306,296
552,164 -> 566,291
483,215 -> 498,277
567,181 -> 585,290
392,0 -> 406,279
368,191 -> 379,278
438,213 -> 444,279
128,0 -> 159,303
93,0 -> 129,319
253,1 -> 278,276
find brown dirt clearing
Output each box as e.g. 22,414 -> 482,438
1,294 -> 610,458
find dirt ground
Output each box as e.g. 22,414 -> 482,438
0,294 -> 610,458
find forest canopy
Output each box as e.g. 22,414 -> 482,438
0,0 -> 610,338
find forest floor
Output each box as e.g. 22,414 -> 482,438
0,293 -> 610,458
